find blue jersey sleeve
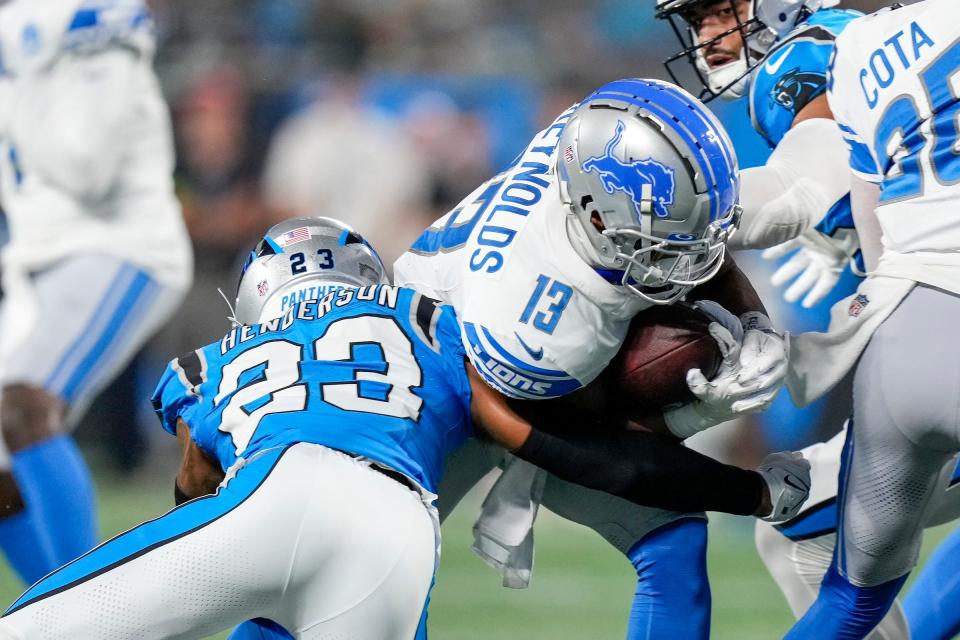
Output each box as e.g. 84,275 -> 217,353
150,352 -> 204,437
433,304 -> 473,415
749,9 -> 861,147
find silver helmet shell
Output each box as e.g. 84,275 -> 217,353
655,0 -> 839,101
235,217 -> 387,324
556,79 -> 740,305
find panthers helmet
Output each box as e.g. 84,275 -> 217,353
556,78 -> 740,305
654,0 -> 839,101
235,217 -> 387,324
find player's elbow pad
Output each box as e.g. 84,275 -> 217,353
514,428 -> 764,515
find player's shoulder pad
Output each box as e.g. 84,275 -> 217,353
403,289 -> 451,353
461,321 -> 582,401
150,349 -> 208,435
749,8 -> 862,146
0,0 -> 155,76
61,0 -> 155,58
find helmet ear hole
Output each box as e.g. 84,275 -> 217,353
590,211 -> 606,233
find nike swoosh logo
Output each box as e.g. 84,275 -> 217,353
784,475 -> 809,492
514,333 -> 544,361
764,44 -> 795,75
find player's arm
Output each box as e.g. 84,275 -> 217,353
687,252 -> 766,316
849,175 -> 882,272
466,364 -> 809,521
730,95 -> 851,251
174,419 -> 224,505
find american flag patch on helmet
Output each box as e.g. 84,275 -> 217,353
279,227 -> 311,246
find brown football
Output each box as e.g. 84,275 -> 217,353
606,304 -> 723,413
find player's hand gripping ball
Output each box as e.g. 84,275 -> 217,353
607,304 -> 723,414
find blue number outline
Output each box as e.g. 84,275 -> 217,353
519,274 -> 573,335
874,37 -> 960,203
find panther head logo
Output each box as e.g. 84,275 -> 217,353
581,121 -> 676,219
772,68 -> 826,115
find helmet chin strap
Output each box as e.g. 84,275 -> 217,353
217,287 -> 241,328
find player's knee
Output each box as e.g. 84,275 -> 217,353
1,384 -> 66,453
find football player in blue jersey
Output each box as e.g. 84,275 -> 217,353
656,0 -> 863,303
0,217 -> 810,639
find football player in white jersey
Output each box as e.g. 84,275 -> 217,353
0,0 -> 191,586
652,2 -> 960,636
657,1 -> 960,636
780,1 -> 960,636
393,78 -> 801,639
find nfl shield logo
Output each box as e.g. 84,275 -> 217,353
848,293 -> 869,317
257,280 -> 269,297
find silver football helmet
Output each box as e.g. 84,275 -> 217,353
655,0 -> 840,101
235,217 -> 387,324
557,78 -> 740,305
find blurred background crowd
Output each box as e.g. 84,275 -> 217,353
79,0 -> 888,476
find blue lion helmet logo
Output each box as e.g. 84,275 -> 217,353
581,120 -> 676,219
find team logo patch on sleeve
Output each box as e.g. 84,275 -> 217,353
848,293 -> 870,317
771,69 -> 827,115
582,121 -> 676,219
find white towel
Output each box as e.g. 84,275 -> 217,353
471,455 -> 546,589
787,273 -> 914,406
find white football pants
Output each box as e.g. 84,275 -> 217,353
0,443 -> 438,639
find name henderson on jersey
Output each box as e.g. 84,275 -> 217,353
220,284 -> 401,355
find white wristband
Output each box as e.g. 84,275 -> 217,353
739,311 -> 775,334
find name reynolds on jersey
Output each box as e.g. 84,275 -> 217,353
469,105 -> 576,274
858,20 -> 934,109
219,284 -> 401,355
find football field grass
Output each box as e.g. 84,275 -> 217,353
0,468 -> 952,638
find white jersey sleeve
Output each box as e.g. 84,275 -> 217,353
394,107 -> 648,400
827,0 -> 960,260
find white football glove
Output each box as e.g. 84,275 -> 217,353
663,306 -> 787,439
762,228 -> 861,309
755,451 -> 812,523
734,312 -> 788,414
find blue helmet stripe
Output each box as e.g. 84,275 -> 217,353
584,79 -> 737,221
263,236 -> 283,254
640,81 -> 737,219
655,83 -> 739,220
